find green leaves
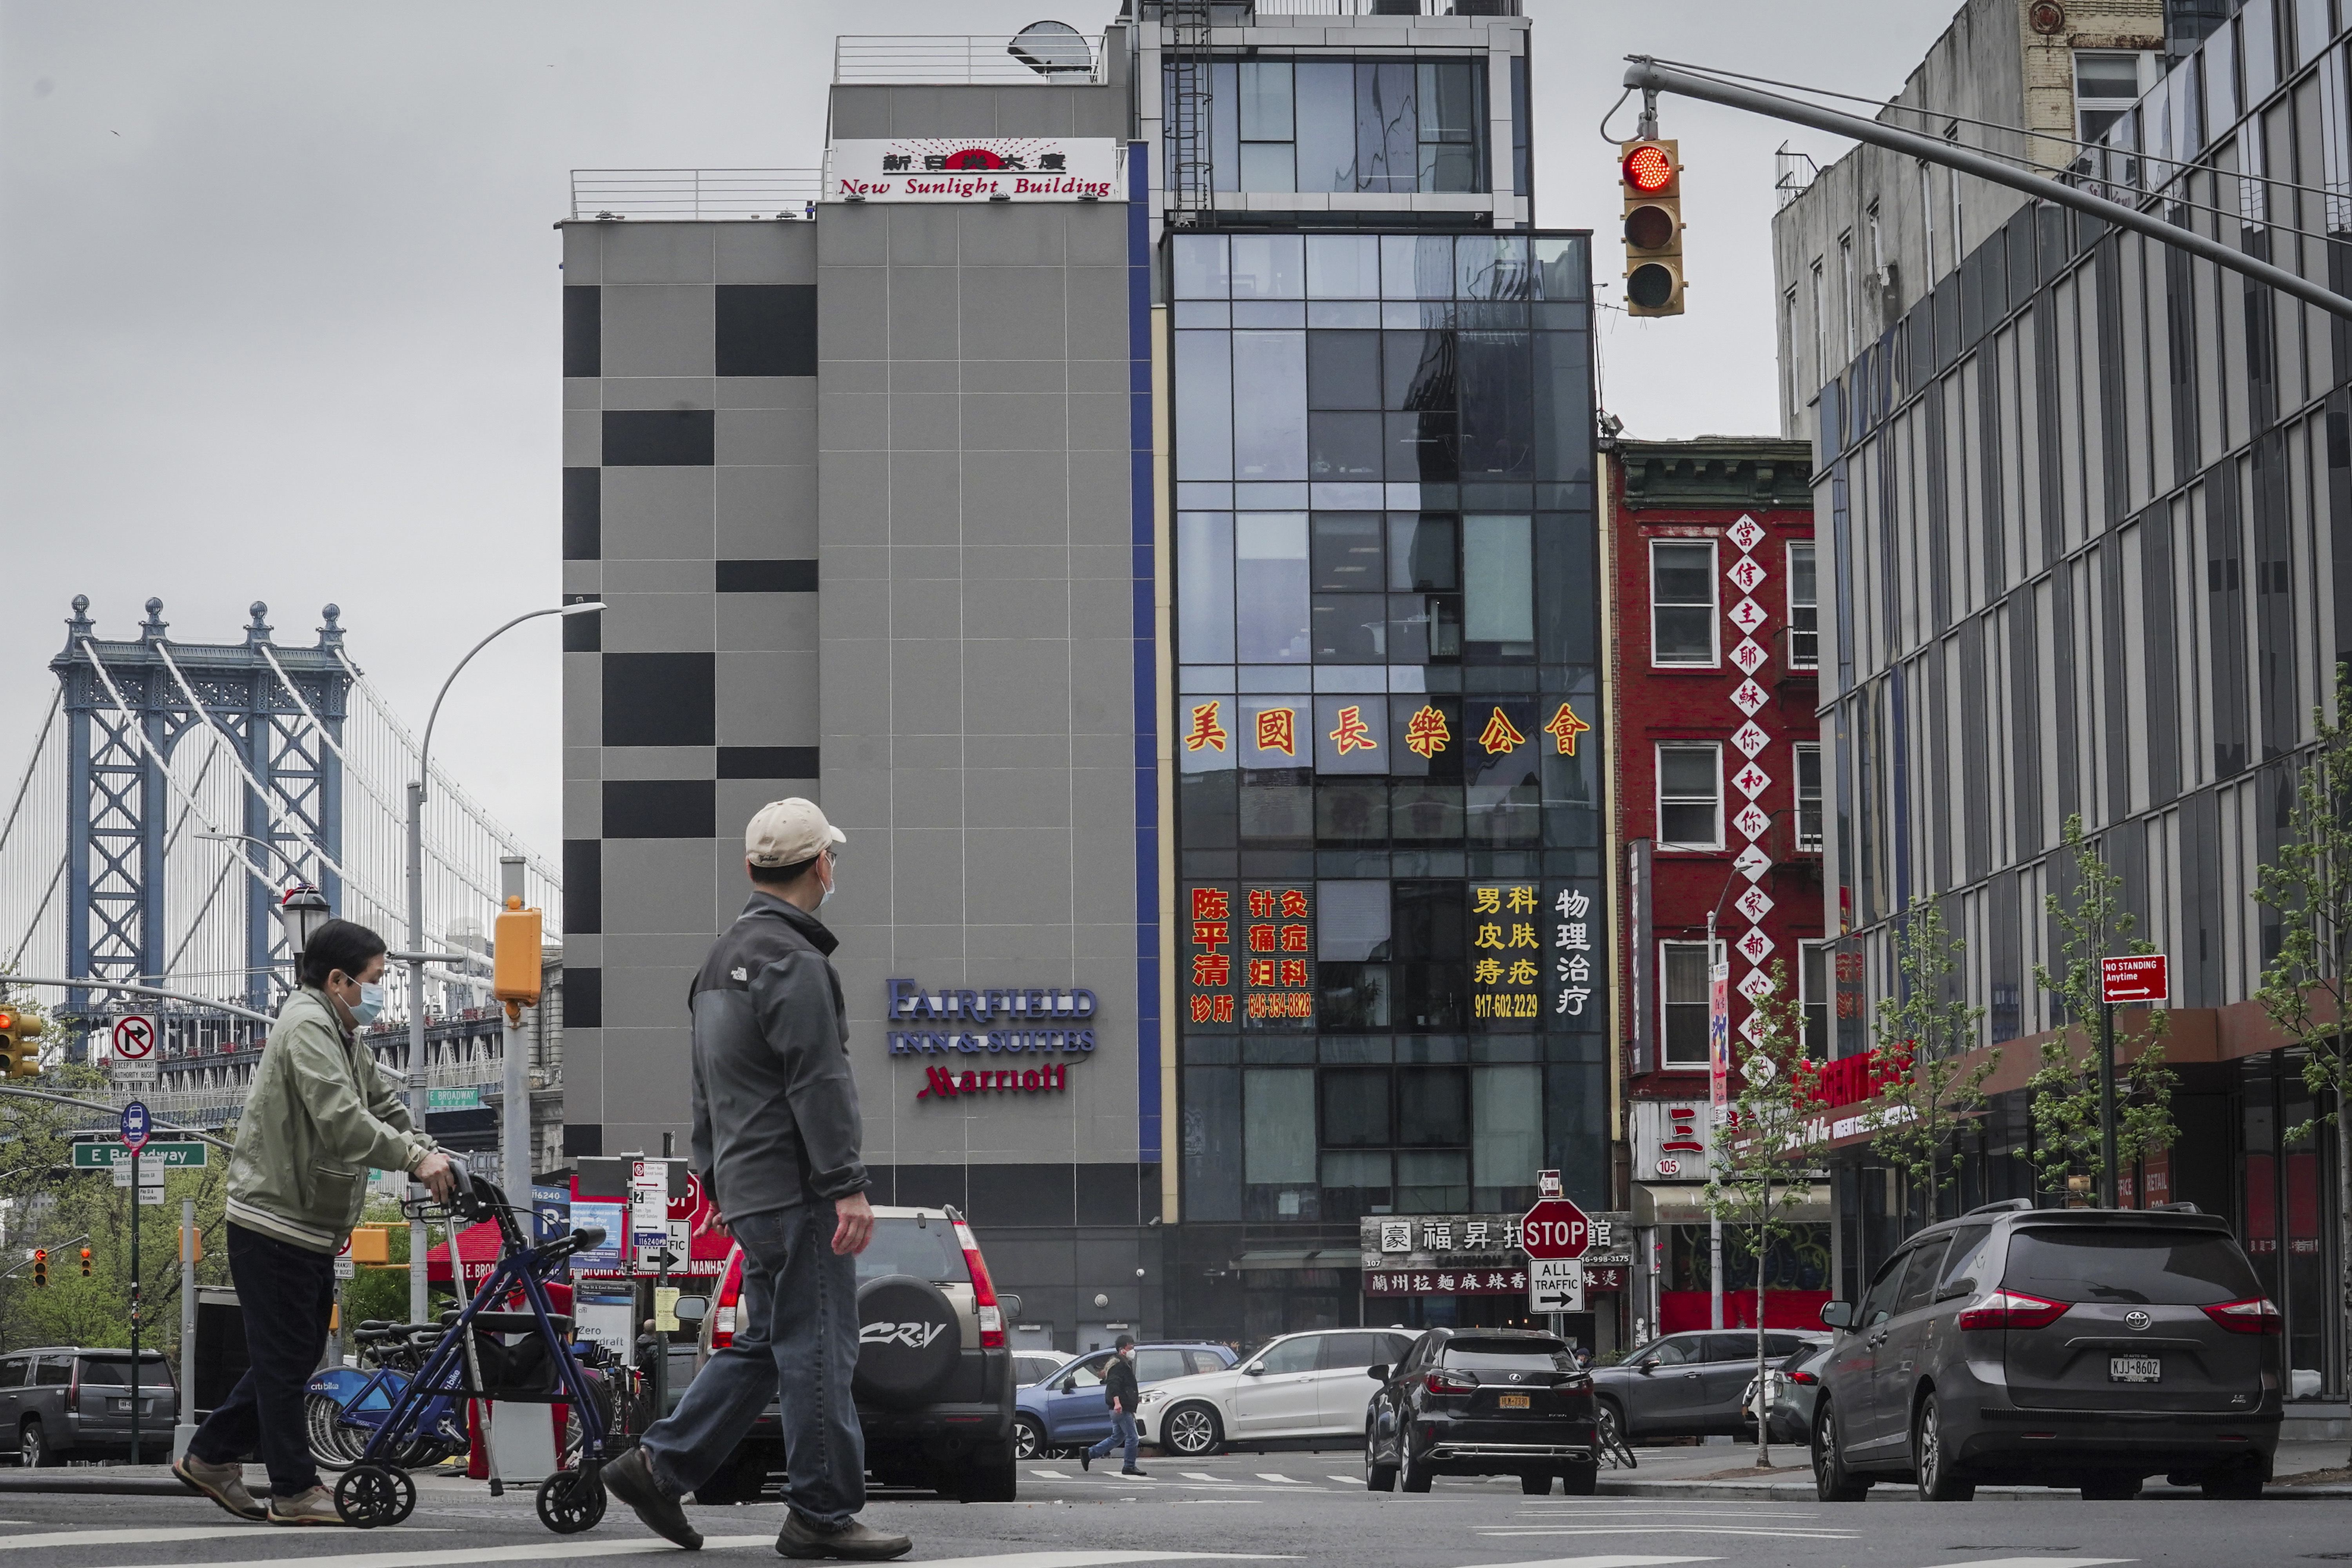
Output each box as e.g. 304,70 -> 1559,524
1702,958 -> 1833,1238
2254,663 -> 2352,1142
1868,895 -> 1996,1204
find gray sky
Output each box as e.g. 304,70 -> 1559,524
0,1 -> 1950,860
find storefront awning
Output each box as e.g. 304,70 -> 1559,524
1232,1249 -> 1360,1272
1635,1181 -> 1834,1227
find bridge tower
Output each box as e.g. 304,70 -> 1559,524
50,596 -> 350,1042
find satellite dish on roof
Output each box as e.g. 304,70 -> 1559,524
1008,20 -> 1093,76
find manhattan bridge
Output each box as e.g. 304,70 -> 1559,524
0,596 -> 563,1156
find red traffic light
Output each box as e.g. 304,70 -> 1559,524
1622,142 -> 1675,194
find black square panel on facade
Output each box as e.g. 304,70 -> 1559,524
603,409 -> 715,466
715,559 -> 818,593
563,1123 -> 604,1158
562,595 -> 601,652
603,779 -> 716,838
716,284 -> 818,377
563,839 -> 602,933
566,966 -> 603,1026
563,287 -> 600,377
563,468 -> 601,560
718,746 -> 820,779
602,652 -> 714,745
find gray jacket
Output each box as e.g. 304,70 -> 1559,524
688,892 -> 869,1221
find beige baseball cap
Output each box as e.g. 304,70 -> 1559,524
744,798 -> 846,867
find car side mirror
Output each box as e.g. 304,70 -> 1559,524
1637,1358 -> 1660,1374
672,1296 -> 708,1325
1819,1300 -> 1856,1330
1365,1363 -> 1389,1381
1243,1364 -> 1265,1376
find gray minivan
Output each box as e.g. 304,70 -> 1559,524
1811,1202 -> 2280,1501
0,1347 -> 178,1466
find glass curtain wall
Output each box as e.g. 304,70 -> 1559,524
1171,230 -> 1604,1226
1163,59 -> 1489,195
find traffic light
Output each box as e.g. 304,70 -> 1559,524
79,1247 -> 91,1278
494,897 -> 544,1012
0,1007 -> 46,1078
1620,138 -> 1685,317
30,1250 -> 45,1289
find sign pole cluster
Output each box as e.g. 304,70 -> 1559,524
2097,954 -> 2169,1209
120,1100 -> 149,1466
1520,1171 -> 1591,1328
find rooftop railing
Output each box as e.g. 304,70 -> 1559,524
833,33 -> 1105,85
569,169 -> 820,222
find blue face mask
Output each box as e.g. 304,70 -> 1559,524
348,981 -> 385,1026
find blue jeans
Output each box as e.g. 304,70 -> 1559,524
640,1204 -> 864,1526
1087,1407 -> 1138,1470
191,1223 -> 337,1497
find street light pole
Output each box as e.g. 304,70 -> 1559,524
405,603 -> 602,1320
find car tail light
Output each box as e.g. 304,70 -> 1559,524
710,1250 -> 744,1349
1957,1289 -> 2069,1330
1424,1369 -> 1475,1396
2203,1296 -> 2284,1335
953,1217 -> 1006,1348
1785,1370 -> 1818,1385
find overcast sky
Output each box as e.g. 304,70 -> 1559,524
0,0 -> 1953,863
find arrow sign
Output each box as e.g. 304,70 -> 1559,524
119,1101 -> 151,1157
111,1015 -> 157,1061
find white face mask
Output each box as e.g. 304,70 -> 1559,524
345,979 -> 384,1026
818,852 -> 838,909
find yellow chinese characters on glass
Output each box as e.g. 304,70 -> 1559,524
1255,706 -> 1298,757
1403,704 -> 1451,759
1469,883 -> 1543,1022
1477,707 -> 1526,755
1184,701 -> 1229,753
1328,704 -> 1378,755
1544,701 -> 1592,756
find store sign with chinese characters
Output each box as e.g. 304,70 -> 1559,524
1357,1212 -> 1633,1268
1183,884 -> 1315,1029
1469,884 -> 1543,1023
1631,1100 -> 1714,1182
828,138 -> 1126,202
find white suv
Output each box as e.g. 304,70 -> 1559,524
1136,1328 -> 1418,1457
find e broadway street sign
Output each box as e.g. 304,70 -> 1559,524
71,1139 -> 206,1169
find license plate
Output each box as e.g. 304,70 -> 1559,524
2110,1355 -> 2162,1383
108,1398 -> 131,1413
1496,1393 -> 1531,1409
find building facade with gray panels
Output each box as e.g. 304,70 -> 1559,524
1772,0 -> 2352,1383
559,4 -> 1600,1350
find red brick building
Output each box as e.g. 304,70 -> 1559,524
1601,437 -> 1824,1338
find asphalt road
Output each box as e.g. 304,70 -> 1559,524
4,1451 -> 2350,1567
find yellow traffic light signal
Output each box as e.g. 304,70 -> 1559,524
494,898 -> 544,1011
0,1007 -> 43,1078
80,1247 -> 93,1277
1620,138 -> 1686,317
31,1249 -> 46,1289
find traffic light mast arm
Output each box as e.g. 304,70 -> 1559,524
1620,56 -> 2352,326
0,1086 -> 234,1152
0,976 -> 272,1025
0,1232 -> 88,1280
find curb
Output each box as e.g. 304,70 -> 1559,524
1592,1475 -> 2352,1502
0,1475 -> 197,1497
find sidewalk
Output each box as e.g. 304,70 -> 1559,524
1588,1437 -> 2352,1501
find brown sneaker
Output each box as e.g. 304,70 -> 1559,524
774,1510 -> 911,1561
173,1454 -> 264,1521
266,1486 -> 348,1526
604,1446 -> 703,1551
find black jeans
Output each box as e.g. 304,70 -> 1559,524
189,1222 -> 338,1497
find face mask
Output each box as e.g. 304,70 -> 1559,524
348,981 -> 385,1026
818,855 -> 838,909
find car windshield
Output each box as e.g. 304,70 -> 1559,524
2004,1226 -> 2259,1305
855,1217 -> 968,1284
1439,1339 -> 1577,1374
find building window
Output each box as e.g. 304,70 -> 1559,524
1656,742 -> 1724,850
1780,285 -> 1800,416
1660,940 -> 1722,1068
1799,940 -> 1835,1059
1786,540 -> 1819,669
1650,539 -> 1719,666
1866,200 -> 1882,270
1795,742 -> 1823,853
1945,131 -> 1963,258
1917,159 -> 1935,277
1808,259 -> 1826,385
2074,51 -> 2151,146
1837,232 -> 1856,359
1180,58 -> 1490,196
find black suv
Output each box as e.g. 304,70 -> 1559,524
1811,1203 -> 2281,1502
689,1206 -> 1018,1503
0,1348 -> 178,1466
1363,1328 -> 1598,1496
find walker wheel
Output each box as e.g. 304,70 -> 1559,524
537,1465 -> 606,1535
335,1461 -> 416,1528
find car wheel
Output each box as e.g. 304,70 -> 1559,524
1364,1423 -> 1396,1492
1519,1472 -> 1552,1495
1811,1397 -> 1870,1502
2201,1457 -> 2265,1500
2080,1475 -> 2140,1500
1595,1396 -> 1628,1451
1012,1417 -> 1045,1462
1162,1403 -> 1222,1458
1560,1462 -> 1598,1496
1912,1394 -> 1974,1502
18,1419 -> 50,1470
1400,1439 -> 1434,1494
946,1441 -> 1018,1503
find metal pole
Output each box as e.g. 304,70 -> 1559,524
129,1145 -> 141,1466
1620,57 -> 2352,325
1708,908 -> 1723,1334
407,779 -> 429,1324
175,1197 -> 195,1463
500,856 -> 529,1194
2100,1002 -> 2119,1209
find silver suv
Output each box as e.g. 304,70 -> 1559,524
1811,1202 -> 2280,1501
0,1348 -> 178,1466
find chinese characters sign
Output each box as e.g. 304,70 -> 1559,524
1185,884 -> 1315,1029
1367,1268 -> 1528,1297
1470,884 -> 1543,1024
829,138 -> 1127,202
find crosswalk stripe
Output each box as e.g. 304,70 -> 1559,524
1923,1561 -> 2135,1568
1325,1475 -> 1359,1485
94,1542 -> 1289,1568
1454,1556 -> 1720,1568
1480,1528 -> 1855,1541
1254,1473 -> 1303,1484
0,1527 -> 437,1551
1029,1468 -> 1070,1478
1181,1472 -> 1218,1481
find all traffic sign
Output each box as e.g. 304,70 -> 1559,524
2100,954 -> 2169,1005
1519,1196 -> 1592,1261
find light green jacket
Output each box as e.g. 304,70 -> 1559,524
224,986 -> 436,1254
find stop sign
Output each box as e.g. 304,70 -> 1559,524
1520,1197 -> 1591,1261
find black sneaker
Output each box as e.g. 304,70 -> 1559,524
604,1447 -> 703,1551
1078,1450 -> 1091,1472
774,1511 -> 912,1561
